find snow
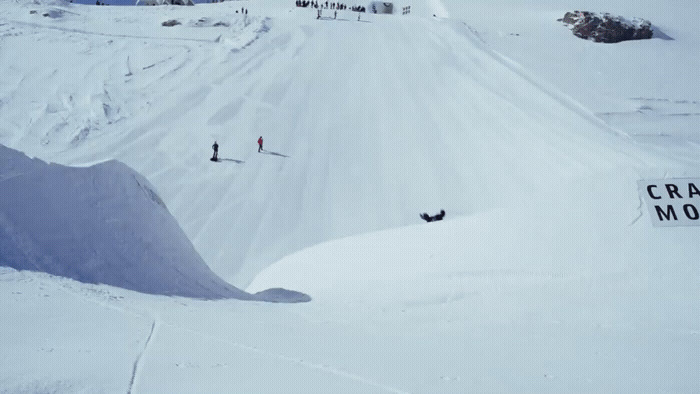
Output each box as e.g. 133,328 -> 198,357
0,0 -> 698,392
0,145 -> 309,301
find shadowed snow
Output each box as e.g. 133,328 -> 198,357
0,145 -> 309,301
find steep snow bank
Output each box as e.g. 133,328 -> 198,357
0,145 -> 309,301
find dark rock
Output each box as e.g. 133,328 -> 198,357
162,19 -> 181,27
561,11 -> 652,43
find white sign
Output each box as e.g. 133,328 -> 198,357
638,179 -> 700,227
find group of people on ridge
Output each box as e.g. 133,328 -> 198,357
296,1 -> 365,12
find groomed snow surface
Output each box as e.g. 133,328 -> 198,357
1,0 -> 699,392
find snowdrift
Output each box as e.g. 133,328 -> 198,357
0,145 -> 309,302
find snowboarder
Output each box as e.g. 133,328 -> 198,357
420,210 -> 445,222
212,141 -> 219,161
434,209 -> 445,221
257,136 -> 263,152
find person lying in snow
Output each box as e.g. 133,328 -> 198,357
420,210 -> 445,222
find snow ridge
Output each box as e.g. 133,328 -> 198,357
0,145 -> 309,302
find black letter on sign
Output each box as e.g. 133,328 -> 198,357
666,184 -> 682,198
688,183 -> 700,198
683,204 -> 699,220
655,205 -> 677,221
647,185 -> 661,200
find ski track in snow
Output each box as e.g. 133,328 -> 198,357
59,276 -> 406,392
8,20 -> 217,43
17,270 -> 405,392
155,321 -> 412,394
2,268 -> 159,392
128,320 -> 158,394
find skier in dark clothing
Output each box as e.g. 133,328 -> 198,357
257,136 -> 263,152
434,209 -> 445,220
420,210 -> 445,222
212,141 -> 219,161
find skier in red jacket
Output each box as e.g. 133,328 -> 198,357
257,136 -> 263,152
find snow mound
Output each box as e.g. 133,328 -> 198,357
253,287 -> 311,303
0,145 -> 309,302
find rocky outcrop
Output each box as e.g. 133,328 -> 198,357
560,11 -> 653,43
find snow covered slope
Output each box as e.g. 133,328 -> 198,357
1,0 -> 697,288
0,144 -> 308,301
427,0 -> 700,142
248,185 -> 700,392
0,0 -> 698,391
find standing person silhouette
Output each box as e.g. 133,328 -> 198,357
212,141 -> 219,161
257,136 -> 263,152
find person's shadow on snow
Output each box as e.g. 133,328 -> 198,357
212,157 -> 245,163
259,150 -> 290,158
